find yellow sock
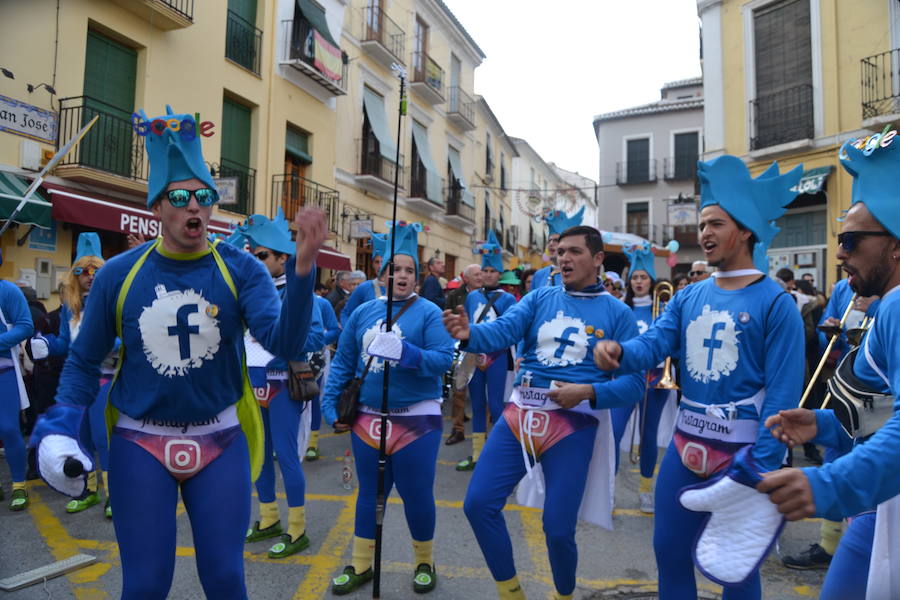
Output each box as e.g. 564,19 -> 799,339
287,505 -> 306,541
638,476 -> 653,495
351,536 -> 375,573
412,539 -> 433,566
472,432 -> 486,462
309,430 -> 319,449
259,501 -> 280,529
820,519 -> 843,556
495,574 -> 526,599
555,594 -> 572,600
101,471 -> 109,496
86,471 -> 98,493
11,481 -> 26,492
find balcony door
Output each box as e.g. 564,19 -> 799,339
413,17 -> 428,77
449,54 -> 461,112
626,201 -> 649,239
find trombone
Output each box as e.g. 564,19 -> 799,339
798,293 -> 857,408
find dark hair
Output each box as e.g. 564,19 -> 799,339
558,225 -> 604,255
776,267 -> 795,283
795,279 -> 814,296
673,273 -> 689,290
314,282 -> 328,292
520,268 -> 536,292
624,270 -> 656,308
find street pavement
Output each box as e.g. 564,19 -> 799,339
0,417 -> 825,599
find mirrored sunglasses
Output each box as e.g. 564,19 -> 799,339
165,187 -> 219,208
72,266 -> 97,276
837,230 -> 894,253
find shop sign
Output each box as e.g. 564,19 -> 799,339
0,95 -> 57,144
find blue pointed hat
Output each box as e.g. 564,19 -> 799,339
138,105 -> 217,209
623,241 -> 656,280
369,230 -> 388,259
544,206 -> 585,236
242,208 -> 295,255
698,155 -> 802,272
473,230 -> 504,271
839,136 -> 900,238
75,232 -> 102,261
380,221 -> 422,275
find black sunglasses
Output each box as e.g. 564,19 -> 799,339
689,270 -> 706,277
165,187 -> 219,208
837,230 -> 894,252
254,250 -> 283,261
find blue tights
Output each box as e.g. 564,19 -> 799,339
611,387 -> 668,476
79,380 -> 111,473
0,368 -> 26,482
464,417 -> 596,596
820,511 -> 875,600
351,428 -> 440,541
255,384 -> 305,506
309,372 -> 325,433
109,429 -> 250,600
468,359 -> 508,433
654,443 -> 761,600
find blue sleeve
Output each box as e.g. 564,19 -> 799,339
618,291 -> 684,373
466,292 -> 537,352
318,298 -> 341,345
421,276 -> 445,309
750,293 -> 805,471
0,283 -> 34,352
46,305 -> 71,356
321,311 -> 363,426
532,268 -> 548,290
592,309 -> 645,409
817,288 -> 849,356
302,300 -> 325,353
242,256 -> 315,361
397,305 -> 455,374
340,281 -> 369,327
810,409 -> 854,454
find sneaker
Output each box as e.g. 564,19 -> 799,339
332,565 -> 374,595
268,532 -> 310,558
413,563 -> 437,594
781,543 -> 832,570
104,499 -> 112,520
245,520 -> 283,543
455,456 -> 476,472
66,491 -> 101,514
9,489 -> 28,511
305,447 -> 320,462
444,430 -> 465,446
639,492 -> 655,514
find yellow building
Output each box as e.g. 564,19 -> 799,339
699,0 -> 897,290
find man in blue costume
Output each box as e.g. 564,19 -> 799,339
595,156 -> 805,600
760,135 -> 900,599
455,230 -> 517,472
340,230 -> 387,326
444,225 -> 644,600
29,106 -> 326,599
531,207 -> 584,289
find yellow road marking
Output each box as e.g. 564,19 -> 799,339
292,493 -> 357,600
519,509 -> 554,597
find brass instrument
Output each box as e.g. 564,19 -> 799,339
798,293 -> 857,408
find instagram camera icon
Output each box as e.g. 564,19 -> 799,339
525,410 -> 550,437
165,439 -> 201,474
368,418 -> 392,442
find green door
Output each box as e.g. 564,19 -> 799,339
82,31 -> 137,178
221,98 -> 253,213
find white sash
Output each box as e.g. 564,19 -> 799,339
0,304 -> 29,410
867,495 -> 900,599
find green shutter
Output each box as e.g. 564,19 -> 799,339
221,98 -> 252,166
286,126 -> 312,163
84,31 -> 136,116
228,0 -> 257,24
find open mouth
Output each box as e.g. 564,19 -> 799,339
702,240 -> 716,254
185,218 -> 202,234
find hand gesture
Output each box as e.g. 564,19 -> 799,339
547,383 -> 594,409
764,408 -> 817,447
756,468 -> 816,521
294,207 -> 327,276
593,340 -> 622,370
442,306 -> 470,340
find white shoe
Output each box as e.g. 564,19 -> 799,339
639,492 -> 654,514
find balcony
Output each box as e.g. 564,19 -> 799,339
271,174 -> 340,234
360,5 -> 405,69
669,224 -> 698,247
663,156 -> 697,181
280,20 -> 347,96
217,158 -> 255,215
447,86 -> 476,131
407,164 -> 443,215
861,48 -> 900,128
55,96 -> 146,193
749,84 -> 814,151
110,0 -> 193,29
355,138 -> 403,197
445,185 -> 475,228
616,159 -> 657,185
226,10 -> 262,75
410,51 -> 444,105
505,225 -> 518,253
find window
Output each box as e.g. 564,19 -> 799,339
220,97 -> 255,213
226,0 -> 261,73
500,152 -> 507,190
485,132 -> 494,177
626,202 -> 649,239
751,0 -> 813,149
672,132 -> 698,180
413,16 -> 429,75
483,191 -> 491,240
626,138 -> 651,183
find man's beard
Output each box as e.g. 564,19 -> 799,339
848,245 -> 896,297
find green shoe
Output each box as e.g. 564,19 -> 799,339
9,488 -> 28,511
305,447 -> 320,461
268,532 -> 310,558
332,565 -> 373,595
245,520 -> 283,543
66,491 -> 100,513
455,456 -> 476,471
104,499 -> 112,520
413,563 -> 437,593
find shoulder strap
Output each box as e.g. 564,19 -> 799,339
476,291 -> 502,323
359,296 -> 418,383
764,290 -> 791,333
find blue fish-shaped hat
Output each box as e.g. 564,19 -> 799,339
839,134 -> 900,238
544,206 -> 585,236
474,230 -> 504,271
242,208 -> 295,255
623,241 -> 656,280
380,221 -> 422,275
75,232 -> 103,261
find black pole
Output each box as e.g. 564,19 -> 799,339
372,69 -> 406,600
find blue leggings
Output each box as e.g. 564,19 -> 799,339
109,428 -> 251,600
255,384 -> 305,506
0,368 -> 26,482
611,387 -> 668,477
351,428 -> 440,541
468,359 -> 508,433
820,511 -> 875,600
464,417 -> 596,596
309,372 -> 325,434
654,443 -> 761,600
80,380 -> 111,473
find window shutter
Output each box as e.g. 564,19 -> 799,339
221,98 -> 252,166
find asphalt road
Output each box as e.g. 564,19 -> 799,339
0,418 -> 825,599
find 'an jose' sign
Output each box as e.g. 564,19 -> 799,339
0,95 -> 58,144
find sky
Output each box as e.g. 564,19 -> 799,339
441,0 -> 702,181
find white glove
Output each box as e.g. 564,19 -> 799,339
31,335 -> 49,360
366,331 -> 403,362
37,435 -> 93,498
679,474 -> 784,586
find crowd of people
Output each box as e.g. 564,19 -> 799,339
1,107 -> 899,600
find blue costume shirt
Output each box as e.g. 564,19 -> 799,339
341,279 -> 383,326
531,265 -> 561,290
315,295 -> 341,346
817,279 -> 880,358
465,287 -> 517,324
0,281 -> 33,359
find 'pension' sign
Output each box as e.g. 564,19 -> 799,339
0,94 -> 57,144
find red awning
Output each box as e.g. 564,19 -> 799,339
318,245 -> 352,271
44,183 -> 236,236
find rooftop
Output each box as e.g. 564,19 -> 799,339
662,76 -> 703,89
592,98 -> 703,123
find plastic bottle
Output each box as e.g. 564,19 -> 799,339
341,449 -> 353,490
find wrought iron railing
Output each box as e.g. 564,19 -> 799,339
282,19 -> 347,92
158,0 -> 193,20
358,138 -> 404,185
664,156 -> 697,181
668,224 -> 698,247
271,173 -> 340,233
412,51 -> 444,98
218,158 -> 255,214
57,96 -> 145,181
226,10 -> 262,74
861,48 -> 900,121
409,163 -> 443,206
749,84 -> 814,150
362,5 -> 405,62
448,86 -> 475,125
446,185 -> 474,222
616,159 -> 657,185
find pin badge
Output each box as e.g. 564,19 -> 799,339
739,312 -> 750,324
206,304 -> 219,318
